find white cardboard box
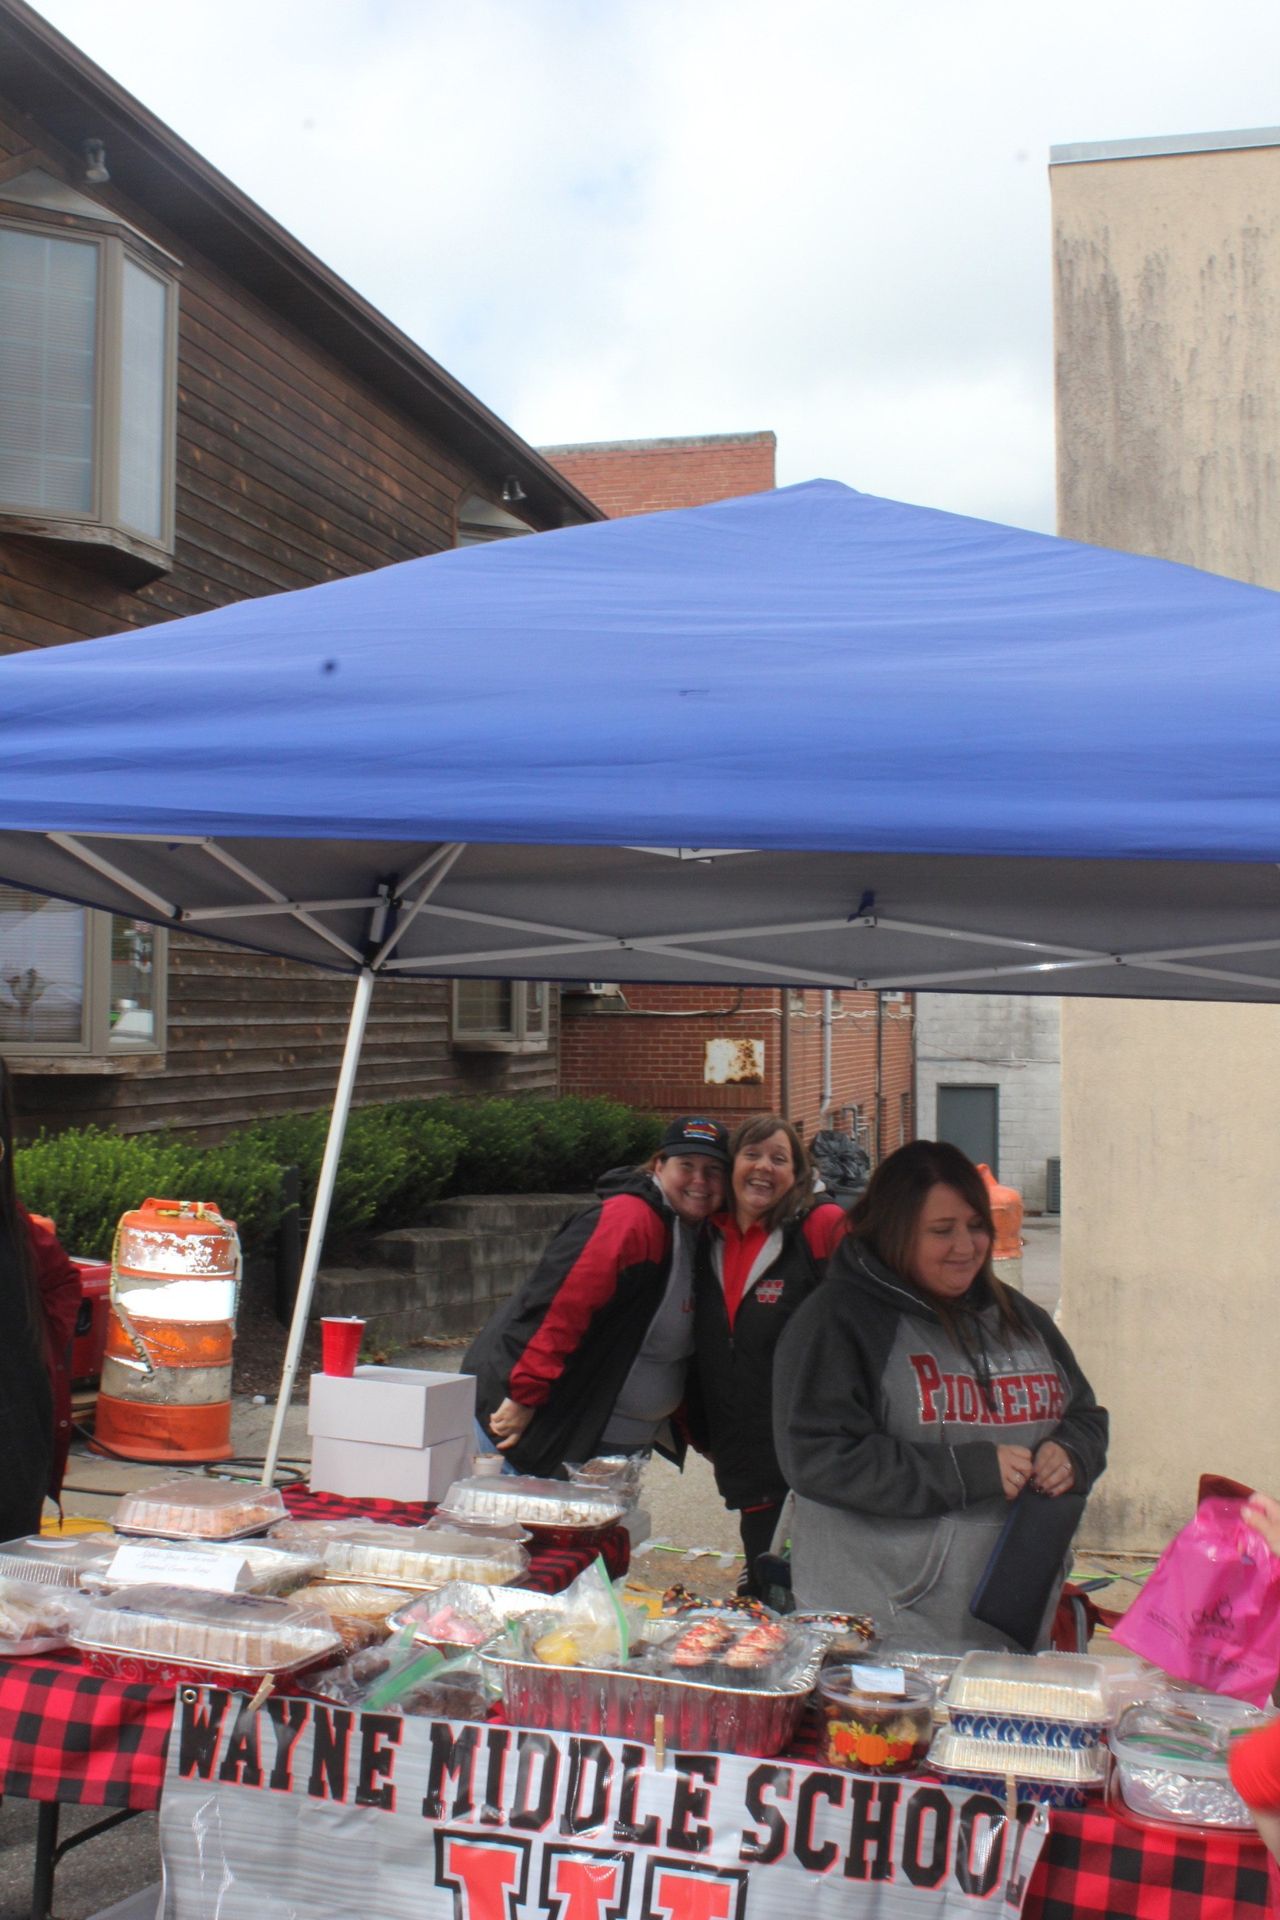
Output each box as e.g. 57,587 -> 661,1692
307,1366 -> 475,1448
310,1431 -> 473,1503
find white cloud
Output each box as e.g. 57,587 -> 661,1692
27,0 -> 1280,530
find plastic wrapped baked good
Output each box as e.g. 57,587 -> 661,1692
95,1538 -> 321,1597
442,1476 -> 625,1537
390,1581 -> 561,1649
320,1522 -> 528,1588
944,1651 -> 1113,1725
0,1534 -> 116,1590
113,1479 -> 286,1541
0,1578 -> 88,1654
72,1584 -> 341,1681
929,1725 -> 1108,1786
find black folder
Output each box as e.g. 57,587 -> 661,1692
969,1486 -> 1087,1651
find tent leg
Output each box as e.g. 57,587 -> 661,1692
261,967 -> 375,1488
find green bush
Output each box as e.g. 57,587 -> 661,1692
12,1095 -> 661,1264
430,1097 -> 539,1193
14,1126 -> 285,1259
527,1096 -> 658,1190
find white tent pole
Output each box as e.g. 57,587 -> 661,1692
261,965 -> 376,1487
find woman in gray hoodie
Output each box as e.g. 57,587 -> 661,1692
773,1140 -> 1107,1651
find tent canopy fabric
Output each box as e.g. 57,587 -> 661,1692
2,478 -> 1280,1001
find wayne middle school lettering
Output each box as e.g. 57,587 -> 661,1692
159,1690 -> 1048,1920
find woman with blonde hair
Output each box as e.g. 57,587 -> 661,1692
692,1114 -> 846,1591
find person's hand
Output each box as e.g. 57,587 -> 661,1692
1243,1493 -> 1280,1555
1032,1440 -> 1077,1497
488,1397 -> 535,1451
997,1445 -> 1034,1500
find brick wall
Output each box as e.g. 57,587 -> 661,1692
561,985 -> 914,1154
540,433 -> 776,518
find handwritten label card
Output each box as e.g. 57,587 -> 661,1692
106,1541 -> 250,1593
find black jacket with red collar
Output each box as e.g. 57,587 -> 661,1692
462,1169 -> 674,1478
692,1202 -> 846,1510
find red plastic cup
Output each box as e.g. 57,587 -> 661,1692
321,1316 -> 365,1377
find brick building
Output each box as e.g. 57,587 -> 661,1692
539,432 -> 776,517
541,433 -> 915,1154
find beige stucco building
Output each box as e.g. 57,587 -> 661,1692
1051,128 -> 1280,1546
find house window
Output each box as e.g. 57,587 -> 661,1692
0,888 -> 166,1063
0,169 -> 178,575
452,980 -> 549,1052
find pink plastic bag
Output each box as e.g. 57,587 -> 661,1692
1113,1496 -> 1280,1705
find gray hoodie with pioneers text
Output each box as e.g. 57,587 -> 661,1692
773,1243 -> 1108,1651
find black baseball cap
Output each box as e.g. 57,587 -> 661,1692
656,1115 -> 730,1164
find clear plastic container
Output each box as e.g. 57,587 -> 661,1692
321,1522 -> 528,1589
929,1725 -> 1108,1786
817,1667 -> 935,1772
1111,1709 -> 1252,1827
0,1534 -> 116,1589
94,1538 -> 321,1597
567,1456 -> 647,1503
389,1581 -> 557,1650
427,1510 -> 531,1545
443,1476 -> 625,1538
72,1584 -> 341,1682
790,1610 -> 878,1663
0,1578 -> 89,1654
1154,1683 -> 1273,1749
945,1651 -> 1112,1724
113,1479 -> 286,1541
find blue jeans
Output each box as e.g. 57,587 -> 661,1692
473,1417 -> 521,1474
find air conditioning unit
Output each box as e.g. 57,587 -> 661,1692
560,981 -> 623,997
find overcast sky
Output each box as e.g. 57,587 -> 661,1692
28,0 -> 1280,531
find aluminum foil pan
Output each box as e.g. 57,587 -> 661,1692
481,1638 -> 822,1756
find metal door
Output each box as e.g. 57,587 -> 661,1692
936,1084 -> 999,1173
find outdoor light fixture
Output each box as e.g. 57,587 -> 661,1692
82,138 -> 110,184
501,476 -> 527,505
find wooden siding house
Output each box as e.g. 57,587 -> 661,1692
0,0 -> 599,1140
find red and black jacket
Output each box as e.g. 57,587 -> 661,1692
462,1169 -> 674,1478
692,1203 -> 846,1511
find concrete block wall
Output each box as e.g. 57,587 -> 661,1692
915,994 -> 1061,1210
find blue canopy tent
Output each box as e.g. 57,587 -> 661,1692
1,477 -> 1278,1476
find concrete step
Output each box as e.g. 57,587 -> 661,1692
372,1225 -> 550,1275
316,1192 -> 598,1350
314,1267 -> 491,1343
428,1193 -> 592,1232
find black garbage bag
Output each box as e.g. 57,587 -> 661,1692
810,1129 -> 872,1206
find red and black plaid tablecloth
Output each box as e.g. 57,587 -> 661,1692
0,1483 -> 630,1815
1024,1798 -> 1270,1920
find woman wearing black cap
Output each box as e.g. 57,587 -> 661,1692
463,1116 -> 730,1477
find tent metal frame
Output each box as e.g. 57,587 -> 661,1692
32,825 -> 1280,1483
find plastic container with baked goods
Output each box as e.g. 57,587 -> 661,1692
425,1510 -> 531,1546
790,1610 -> 878,1664
112,1479 -> 286,1542
1110,1705 -> 1257,1828
441,1476 -> 625,1547
816,1666 -> 934,1772
320,1523 -> 528,1590
944,1651 -> 1112,1728
92,1538 -> 321,1597
928,1725 -> 1109,1790
0,1534 -> 116,1589
0,1578 -> 89,1654
648,1615 -> 806,1690
71,1584 -> 342,1687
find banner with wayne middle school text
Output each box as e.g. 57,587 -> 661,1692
158,1689 -> 1048,1920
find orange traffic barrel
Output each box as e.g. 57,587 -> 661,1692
977,1163 -> 1024,1262
92,1198 -> 240,1464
